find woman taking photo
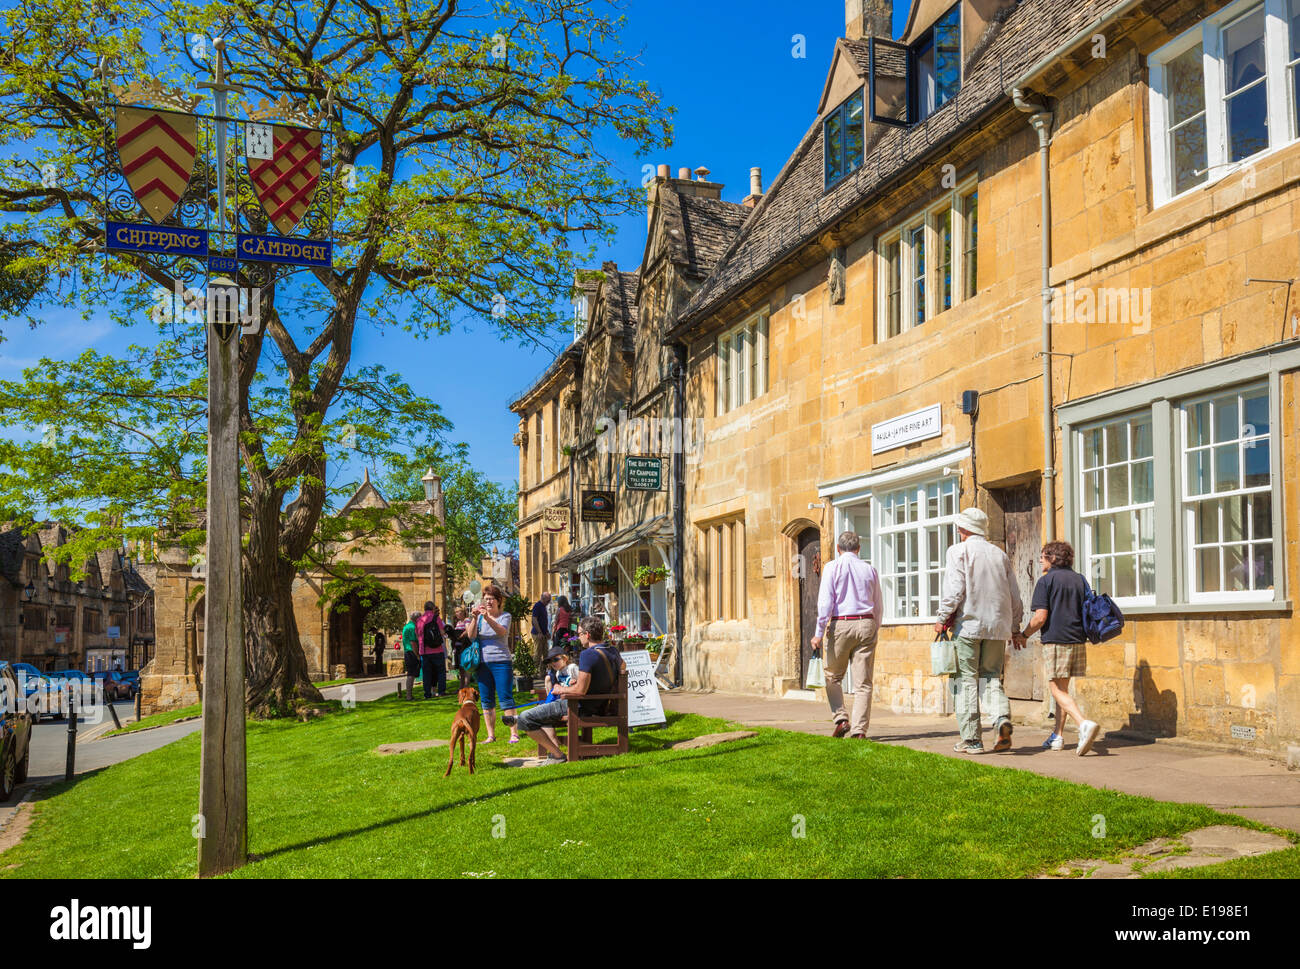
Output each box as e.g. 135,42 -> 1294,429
468,585 -> 519,744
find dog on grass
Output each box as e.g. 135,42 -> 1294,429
445,686 -> 481,777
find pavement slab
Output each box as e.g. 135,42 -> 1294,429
670,731 -> 759,750
661,689 -> 1300,832
373,740 -> 448,755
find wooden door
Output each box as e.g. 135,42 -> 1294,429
995,484 -> 1043,700
796,528 -> 821,685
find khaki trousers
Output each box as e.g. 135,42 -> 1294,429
823,617 -> 879,736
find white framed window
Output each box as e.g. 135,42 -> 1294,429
715,310 -> 769,416
876,181 -> 977,340
1063,365 -> 1286,611
1079,413 -> 1157,603
873,476 -> 959,621
1181,384 -> 1274,601
1150,0 -> 1300,206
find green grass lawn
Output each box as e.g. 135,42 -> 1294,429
311,678 -> 356,688
104,702 -> 202,736
2,694 -> 1270,878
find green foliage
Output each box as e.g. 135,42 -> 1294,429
632,564 -> 669,587
364,596 -> 407,634
513,636 -> 537,679
379,444 -> 519,586
0,0 -> 671,700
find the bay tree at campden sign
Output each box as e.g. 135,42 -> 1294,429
625,456 -> 664,491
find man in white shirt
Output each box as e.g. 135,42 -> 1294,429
934,508 -> 1024,755
811,531 -> 883,739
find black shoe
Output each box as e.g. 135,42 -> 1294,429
502,714 -> 518,726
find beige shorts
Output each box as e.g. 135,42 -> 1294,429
1043,642 -> 1086,680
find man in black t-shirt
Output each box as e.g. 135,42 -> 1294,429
516,616 -> 622,764
1019,541 -> 1101,756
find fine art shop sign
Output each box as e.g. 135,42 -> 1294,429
872,404 -> 942,454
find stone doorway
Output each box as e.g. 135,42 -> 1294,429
328,586 -> 406,676
991,483 -> 1043,700
795,527 -> 822,687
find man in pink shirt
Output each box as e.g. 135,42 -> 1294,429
811,531 -> 883,739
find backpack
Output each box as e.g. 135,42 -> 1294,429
1082,581 -> 1125,644
422,620 -> 444,652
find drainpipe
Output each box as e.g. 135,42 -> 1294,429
670,344 -> 687,688
1013,87 -> 1056,542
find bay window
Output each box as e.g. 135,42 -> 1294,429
1150,0 -> 1300,206
1061,356 -> 1289,611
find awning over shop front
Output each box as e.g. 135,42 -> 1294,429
548,515 -> 672,574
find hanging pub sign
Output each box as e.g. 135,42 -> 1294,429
580,490 -> 616,523
542,505 -> 570,533
625,456 -> 663,492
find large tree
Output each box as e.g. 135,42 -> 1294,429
0,0 -> 669,715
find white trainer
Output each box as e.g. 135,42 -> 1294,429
1077,720 -> 1100,756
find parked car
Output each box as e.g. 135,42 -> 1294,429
9,663 -> 63,721
0,664 -> 33,801
92,671 -> 133,701
49,669 -> 94,706
121,670 -> 140,694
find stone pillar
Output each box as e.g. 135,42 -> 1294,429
138,542 -> 201,716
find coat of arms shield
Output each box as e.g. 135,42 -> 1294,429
246,124 -> 322,236
114,106 -> 199,224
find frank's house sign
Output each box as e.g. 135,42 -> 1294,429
872,404 -> 942,454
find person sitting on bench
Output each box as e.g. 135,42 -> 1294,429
514,616 -> 621,765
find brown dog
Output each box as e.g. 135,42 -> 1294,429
445,686 -> 481,777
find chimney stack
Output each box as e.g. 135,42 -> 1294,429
677,166 -> 691,179
694,166 -> 711,182
657,163 -> 670,178
743,167 -> 763,209
845,0 -> 892,42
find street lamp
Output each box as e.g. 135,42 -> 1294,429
23,580 -> 35,602
421,468 -> 442,505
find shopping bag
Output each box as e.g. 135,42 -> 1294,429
930,630 -> 957,677
805,653 -> 825,689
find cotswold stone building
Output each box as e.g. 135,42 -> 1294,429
515,0 -> 1300,759
512,168 -> 751,649
0,522 -> 155,672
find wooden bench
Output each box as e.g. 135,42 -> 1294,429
528,666 -> 629,761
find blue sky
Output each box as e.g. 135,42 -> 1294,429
0,1 -> 910,502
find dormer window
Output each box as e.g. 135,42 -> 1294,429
869,2 -> 963,128
824,90 -> 865,190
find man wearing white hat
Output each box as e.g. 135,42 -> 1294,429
935,507 -> 1024,754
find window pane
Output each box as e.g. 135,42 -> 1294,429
1196,498 -> 1220,544
910,225 -> 926,325
1291,0 -> 1300,58
1187,449 -> 1210,496
885,241 -> 902,337
1139,553 -> 1156,596
962,190 -> 978,300
1254,543 -> 1275,589
1224,543 -> 1248,592
1224,496 -> 1246,543
825,112 -> 844,185
1250,492 -> 1272,539
1137,506 -> 1156,549
1083,428 -> 1103,469
1244,411 -> 1270,487
1214,445 -> 1239,492
1132,419 -> 1153,459
1198,545 -> 1221,592
1169,43 -> 1207,125
936,208 -> 953,312
933,7 -> 962,109
845,92 -> 865,176
1114,554 -> 1137,598
1115,511 -> 1135,554
1188,401 -> 1211,448
1213,395 -> 1238,443
1243,391 -> 1269,439
1132,461 -> 1154,504
1095,515 -> 1113,554
1167,42 -> 1208,194
1107,464 -> 1129,507
1224,6 -> 1269,162
1104,422 -> 1128,463
917,39 -> 936,120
